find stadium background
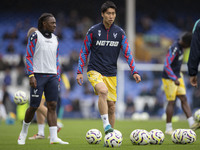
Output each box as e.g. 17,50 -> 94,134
1,0 -> 200,121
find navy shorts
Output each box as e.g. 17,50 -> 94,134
30,73 -> 59,107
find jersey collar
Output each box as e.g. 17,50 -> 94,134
101,22 -> 114,30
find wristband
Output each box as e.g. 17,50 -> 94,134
29,74 -> 34,78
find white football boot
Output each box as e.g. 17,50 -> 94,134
50,137 -> 69,144
18,133 -> 27,145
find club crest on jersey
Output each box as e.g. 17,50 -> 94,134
113,33 -> 117,38
98,30 -> 101,37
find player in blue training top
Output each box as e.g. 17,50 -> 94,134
162,32 -> 200,135
17,13 -> 68,145
76,1 -> 141,134
188,19 -> 200,87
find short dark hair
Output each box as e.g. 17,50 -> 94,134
181,32 -> 192,47
101,1 -> 117,13
38,13 -> 54,32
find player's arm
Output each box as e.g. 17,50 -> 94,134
164,47 -> 179,85
26,32 -> 37,88
56,42 -> 61,82
121,34 -> 141,83
76,32 -> 92,86
188,20 -> 200,87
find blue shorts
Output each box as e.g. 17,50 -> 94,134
30,73 -> 59,107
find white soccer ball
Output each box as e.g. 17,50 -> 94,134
14,90 -> 28,105
114,129 -> 122,139
149,129 -> 164,144
85,129 -> 102,144
180,129 -> 196,144
171,129 -> 196,144
194,109 -> 200,122
104,132 -> 123,147
171,129 -> 183,144
130,129 -> 150,145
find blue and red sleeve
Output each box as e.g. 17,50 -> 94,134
26,32 -> 37,75
121,35 -> 138,75
56,43 -> 61,81
164,48 -> 178,80
77,33 -> 92,74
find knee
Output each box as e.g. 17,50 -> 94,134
178,95 -> 187,103
98,88 -> 108,97
47,101 -> 57,111
167,101 -> 175,106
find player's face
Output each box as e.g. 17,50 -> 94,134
102,8 -> 116,27
43,17 -> 56,33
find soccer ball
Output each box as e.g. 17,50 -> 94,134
14,90 -> 28,105
194,109 -> 200,122
171,129 -> 183,144
149,129 -> 164,144
114,129 -> 122,138
180,129 -> 196,144
85,129 -> 102,144
104,132 -> 123,147
130,129 -> 150,145
171,129 -> 196,144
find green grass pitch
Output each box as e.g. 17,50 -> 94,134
0,119 -> 199,150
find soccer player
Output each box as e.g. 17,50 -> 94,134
26,27 -> 64,140
17,13 -> 68,145
76,1 -> 141,134
162,32 -> 200,135
188,19 -> 200,87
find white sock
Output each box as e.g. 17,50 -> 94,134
49,126 -> 58,141
38,124 -> 45,136
21,120 -> 31,135
101,114 -> 110,129
166,123 -> 173,131
188,116 -> 195,128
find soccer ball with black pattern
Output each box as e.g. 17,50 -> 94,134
171,129 -> 196,144
104,132 -> 122,147
130,129 -> 150,145
180,129 -> 196,144
85,129 -> 102,144
171,129 -> 183,144
14,90 -> 28,105
194,109 -> 200,122
149,129 -> 164,144
113,129 -> 123,139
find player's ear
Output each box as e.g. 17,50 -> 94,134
43,21 -> 46,26
101,12 -> 104,18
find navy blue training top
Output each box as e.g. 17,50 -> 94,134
162,41 -> 183,80
77,22 -> 138,76
188,19 -> 200,76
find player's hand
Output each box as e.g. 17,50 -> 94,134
133,74 -> 141,83
76,74 -> 83,86
29,76 -> 37,88
189,76 -> 198,88
174,79 -> 180,86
